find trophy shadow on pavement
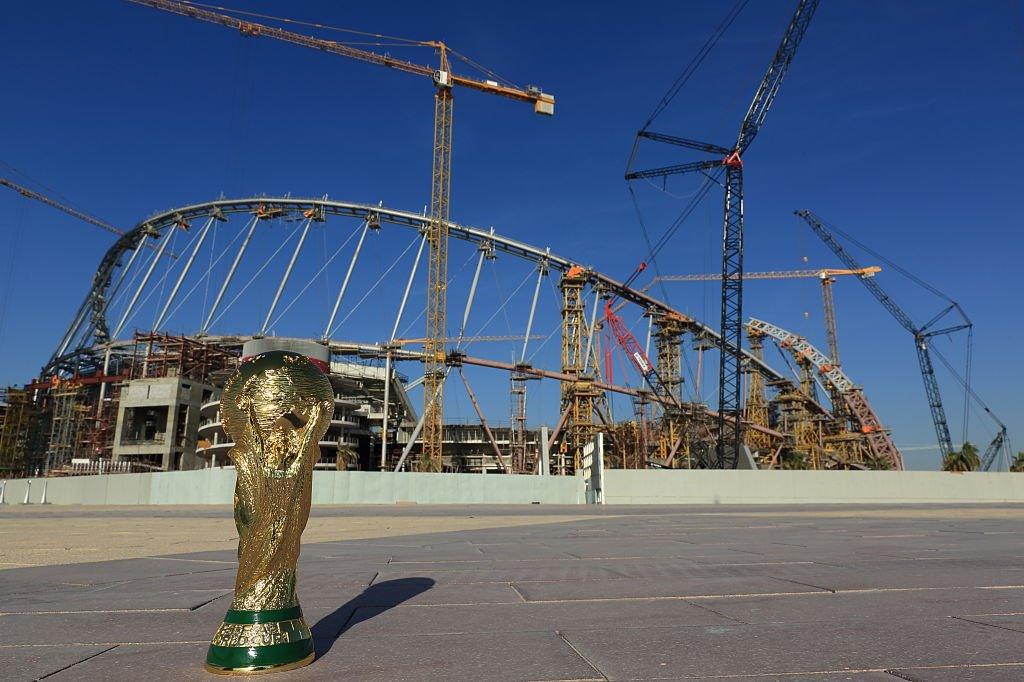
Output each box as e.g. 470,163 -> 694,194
310,577 -> 436,658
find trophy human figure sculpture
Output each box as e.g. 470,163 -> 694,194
205,350 -> 333,675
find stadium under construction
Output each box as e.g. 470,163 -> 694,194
0,196 -> 999,480
0,0 -> 1013,483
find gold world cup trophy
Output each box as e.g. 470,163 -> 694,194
205,350 -> 333,675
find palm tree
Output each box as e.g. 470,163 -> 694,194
942,441 -> 980,472
1010,452 -> 1024,473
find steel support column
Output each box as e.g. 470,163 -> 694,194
201,215 -> 259,335
112,226 -> 175,339
324,219 -> 371,340
154,216 -> 215,331
381,233 -> 427,468
262,216 -> 314,335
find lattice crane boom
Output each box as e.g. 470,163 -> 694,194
981,427 -> 1008,472
1,177 -> 124,238
126,0 -> 554,472
603,300 -> 682,411
625,0 -> 821,468
655,267 -> 880,282
735,1 -> 821,153
656,265 -> 881,379
794,209 -> 961,460
392,334 -> 542,346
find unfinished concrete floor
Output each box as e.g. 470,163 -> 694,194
3,504 -> 1024,680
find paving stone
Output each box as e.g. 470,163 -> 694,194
44,643 -> 211,682
9,504 -> 1024,680
953,613 -> 1024,634
374,563 -> 629,585
513,574 -> 824,602
712,671 -> 897,675
886,663 -> 1024,681
0,644 -> 114,681
385,542 -> 490,563
0,559 -> 232,594
0,587 -> 229,614
301,630 -> 601,681
381,557 -> 585,571
339,597 -> 735,638
356,581 -> 521,606
39,630 -> 602,680
560,616 -> 1024,679
693,587 -> 1024,625
539,538 -> 706,560
474,543 -> 579,560
0,608 -> 224,646
771,565 -> 1024,592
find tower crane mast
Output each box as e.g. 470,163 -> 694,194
125,0 -> 554,472
626,0 -> 821,468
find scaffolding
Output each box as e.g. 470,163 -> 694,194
653,311 -> 685,466
130,332 -> 238,383
0,388 -> 45,475
743,331 -> 773,454
559,267 -> 595,475
46,382 -> 91,470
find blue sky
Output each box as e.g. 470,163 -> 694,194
0,1 -> 1021,469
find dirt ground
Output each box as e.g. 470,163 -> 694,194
0,505 -> 598,568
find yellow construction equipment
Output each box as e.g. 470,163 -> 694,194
392,335 -> 543,346
655,267 -> 881,282
656,266 -> 879,364
125,1 -> 555,471
1,177 -> 123,237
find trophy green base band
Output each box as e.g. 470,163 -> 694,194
205,608 -> 315,675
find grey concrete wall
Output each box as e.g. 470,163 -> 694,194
0,470 -> 584,506
602,470 -> 1024,504
5,470 -> 1024,507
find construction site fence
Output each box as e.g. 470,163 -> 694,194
3,469 -> 1024,506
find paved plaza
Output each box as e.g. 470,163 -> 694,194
3,504 -> 1024,680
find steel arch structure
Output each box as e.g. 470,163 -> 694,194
48,196 -> 791,389
748,318 -> 903,469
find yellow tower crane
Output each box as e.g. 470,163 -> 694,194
655,267 -> 881,369
125,1 -> 555,472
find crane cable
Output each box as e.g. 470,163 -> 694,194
623,170 -> 722,298
640,0 -> 751,129
814,213 -> 977,443
396,249 -> 480,341
268,221 -> 364,331
815,214 -> 957,305
208,218 -> 299,329
180,1 -> 428,46
331,234 -> 420,335
0,200 -> 26,358
181,1 -> 522,87
622,0 -> 748,302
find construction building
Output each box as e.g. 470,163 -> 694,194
1,0 -> 1012,489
